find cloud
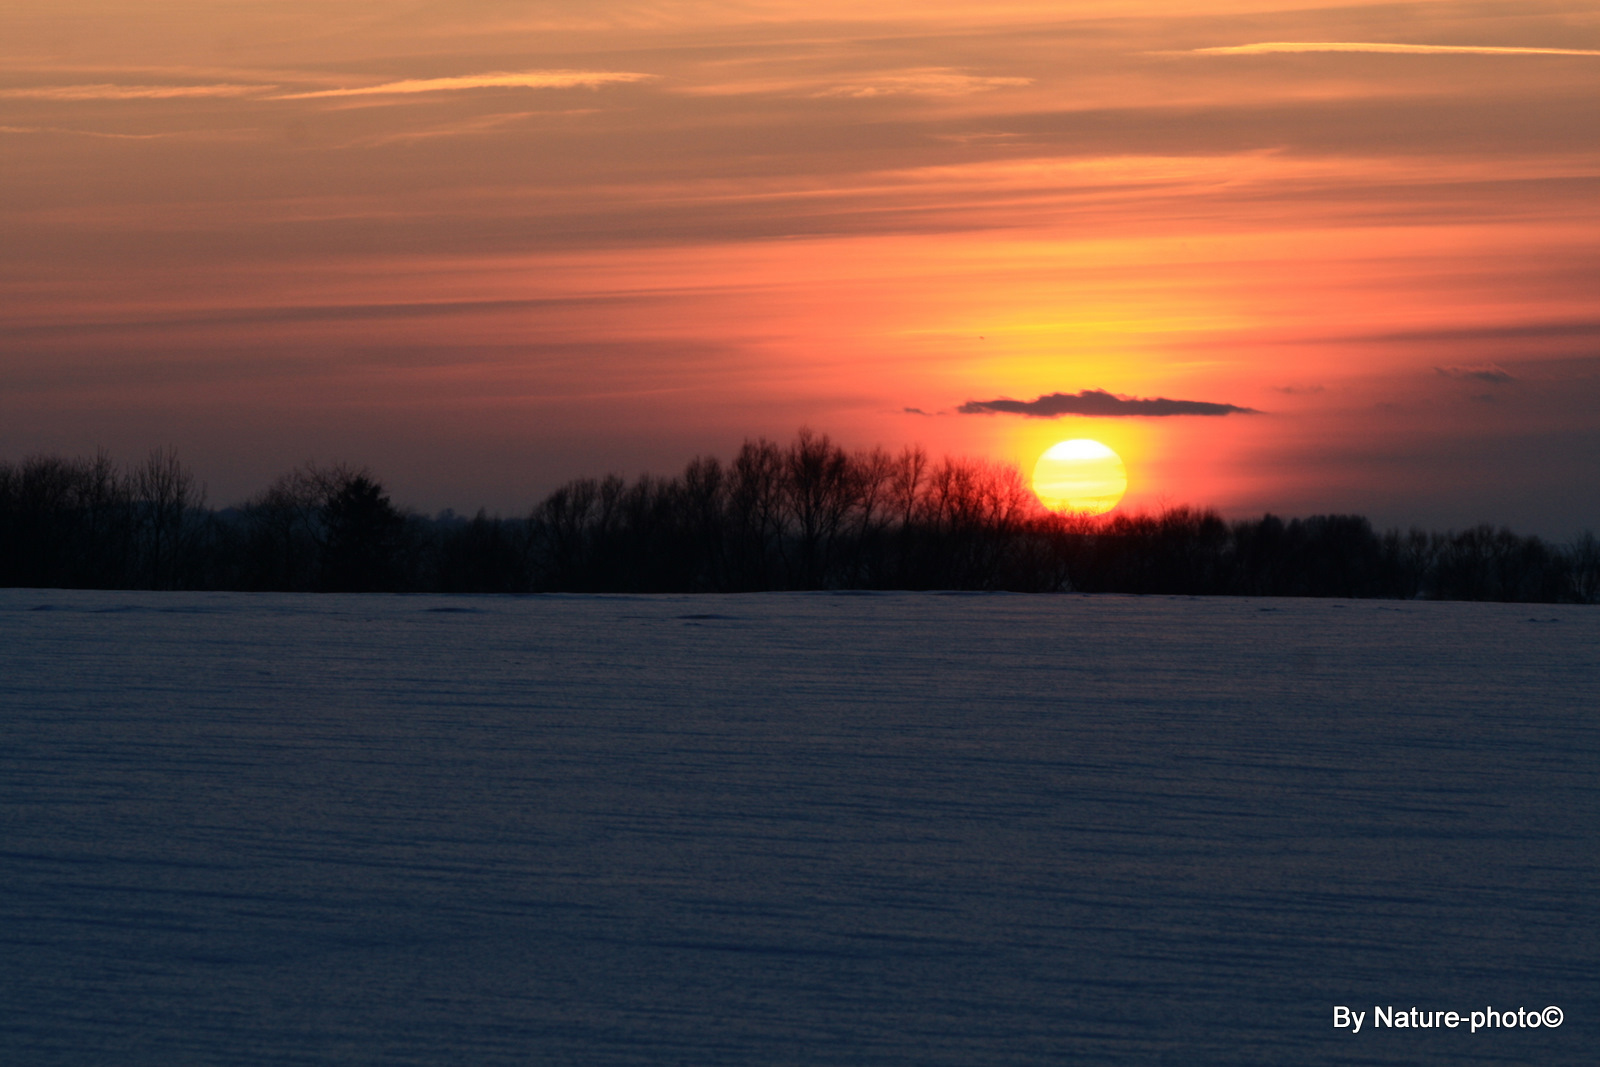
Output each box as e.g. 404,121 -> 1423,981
343,111 -> 569,148
959,389 -> 1259,417
813,69 -> 1032,98
680,67 -> 1031,99
0,83 -> 270,101
0,124 -> 193,140
1,295 -> 643,339
1343,321 -> 1600,344
1185,42 -> 1600,58
275,71 -> 654,100
1437,364 -> 1515,384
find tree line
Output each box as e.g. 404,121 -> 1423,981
3,433 -> 1597,602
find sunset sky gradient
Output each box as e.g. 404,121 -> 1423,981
4,0 -> 1597,532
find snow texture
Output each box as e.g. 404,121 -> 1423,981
1,590 -> 1596,1065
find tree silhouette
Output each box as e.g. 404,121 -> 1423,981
1571,531 -> 1600,604
320,474 -> 405,592
2,437 -> 1594,601
132,448 -> 201,589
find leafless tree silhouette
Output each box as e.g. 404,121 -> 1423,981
2,436 -> 1594,601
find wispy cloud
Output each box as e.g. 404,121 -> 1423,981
960,389 -> 1259,418
0,83 -> 270,101
344,111 -> 574,148
1436,364 -> 1515,384
684,67 -> 1031,99
1337,321 -> 1600,344
0,124 -> 193,140
813,69 -> 1032,98
1187,42 -> 1600,57
275,71 -> 654,100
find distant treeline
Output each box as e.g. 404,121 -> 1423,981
3,434 -> 1597,602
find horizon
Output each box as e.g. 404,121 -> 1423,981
9,433 -> 1595,602
12,431 -> 1600,551
3,1 -> 1598,538
7,433 -> 1599,544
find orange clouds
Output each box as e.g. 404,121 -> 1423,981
274,71 -> 656,100
0,83 -> 270,100
1188,42 -> 1600,57
2,1 -> 1598,529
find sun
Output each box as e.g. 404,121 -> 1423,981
1032,439 -> 1128,515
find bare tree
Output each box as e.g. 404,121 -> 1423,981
1571,530 -> 1600,604
782,428 -> 857,587
131,448 -> 202,588
241,461 -> 367,590
728,438 -> 785,589
680,455 -> 727,588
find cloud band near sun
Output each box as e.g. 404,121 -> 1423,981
960,389 -> 1259,418
1186,42 -> 1600,57
275,71 -> 654,100
0,83 -> 270,101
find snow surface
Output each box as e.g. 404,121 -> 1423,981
1,589 -> 1596,1065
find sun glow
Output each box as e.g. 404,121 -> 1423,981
1032,439 -> 1128,515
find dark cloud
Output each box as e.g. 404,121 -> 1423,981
959,388 -> 1259,418
0,294 -> 642,338
1343,320 -> 1600,344
902,406 -> 930,415
1436,364 -> 1515,384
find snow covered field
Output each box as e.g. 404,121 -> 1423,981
2,590 -> 1596,1065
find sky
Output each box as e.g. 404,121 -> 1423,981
3,0 -> 1598,534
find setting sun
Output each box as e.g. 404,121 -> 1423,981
1032,439 -> 1128,515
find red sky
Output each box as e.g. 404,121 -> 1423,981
3,0 -> 1598,533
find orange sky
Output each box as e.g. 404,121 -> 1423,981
3,0 -> 1598,532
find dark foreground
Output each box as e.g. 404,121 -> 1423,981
1,591 -> 1595,1065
